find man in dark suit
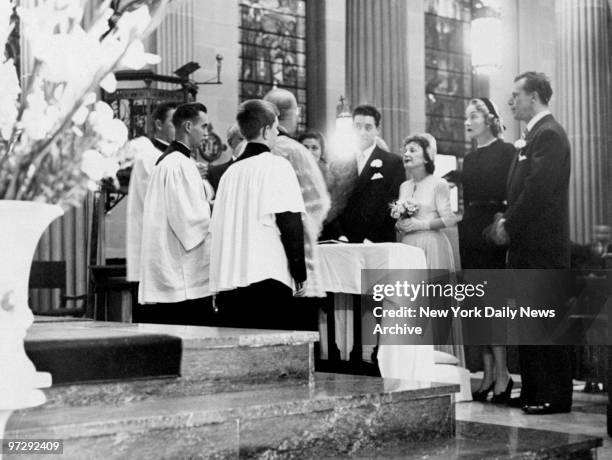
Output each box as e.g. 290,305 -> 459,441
207,123 -> 245,192
494,71 -> 573,415
333,105 -> 405,243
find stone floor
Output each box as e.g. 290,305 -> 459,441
458,373 -> 610,458
21,320 -> 609,458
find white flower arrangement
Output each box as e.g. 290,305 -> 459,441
0,0 -> 169,207
370,158 -> 383,169
514,139 -> 527,150
389,199 -> 419,220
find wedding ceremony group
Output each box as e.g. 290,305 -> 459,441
1,0 -> 611,459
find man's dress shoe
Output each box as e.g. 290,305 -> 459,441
507,397 -> 523,408
522,403 -> 571,415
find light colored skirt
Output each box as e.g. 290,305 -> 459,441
399,229 -> 465,367
400,230 -> 456,271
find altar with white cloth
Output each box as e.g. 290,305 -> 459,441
316,242 -> 472,401
316,242 -> 426,362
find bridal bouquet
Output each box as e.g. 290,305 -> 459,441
0,0 -> 169,208
389,199 -> 419,220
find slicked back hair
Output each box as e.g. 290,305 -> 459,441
172,102 -> 208,128
352,104 -> 382,127
514,71 -> 553,105
236,99 -> 279,141
152,102 -> 178,123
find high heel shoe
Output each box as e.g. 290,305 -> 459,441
472,381 -> 495,402
491,378 -> 514,404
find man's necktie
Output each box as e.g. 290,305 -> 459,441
357,151 -> 367,175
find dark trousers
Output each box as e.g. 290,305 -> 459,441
519,345 -> 573,408
512,269 -> 574,408
215,279 -> 318,330
132,296 -> 216,326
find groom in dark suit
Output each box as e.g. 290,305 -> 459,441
333,105 -> 405,243
494,71 -> 573,415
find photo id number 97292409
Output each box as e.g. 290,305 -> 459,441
2,439 -> 63,454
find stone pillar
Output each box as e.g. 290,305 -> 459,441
555,0 -> 611,243
155,0 -> 196,85
346,0 -> 414,152
306,0 -> 346,140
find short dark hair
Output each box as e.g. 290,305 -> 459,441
352,104 -> 381,127
403,135 -> 435,175
172,102 -> 208,128
237,100 -> 279,141
152,102 -> 177,123
514,71 -> 553,105
298,130 -> 326,162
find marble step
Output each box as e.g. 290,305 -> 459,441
337,421 -> 603,459
26,321 -> 318,409
5,373 -> 459,460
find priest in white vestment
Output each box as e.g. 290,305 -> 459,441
137,102 -> 213,325
126,104 -> 177,283
210,100 -> 307,329
263,89 -> 330,298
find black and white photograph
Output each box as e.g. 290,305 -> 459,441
0,0 -> 611,458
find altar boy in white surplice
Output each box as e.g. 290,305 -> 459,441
126,103 -> 176,284
137,103 -> 213,325
210,100 -> 307,329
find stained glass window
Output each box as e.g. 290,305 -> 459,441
239,0 -> 307,132
425,0 -> 472,157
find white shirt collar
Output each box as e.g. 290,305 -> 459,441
356,142 -> 376,174
357,142 -> 376,162
154,138 -> 170,147
526,109 -> 552,133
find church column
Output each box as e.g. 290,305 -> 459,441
555,0 -> 611,243
346,0 -> 417,152
306,0 -> 346,139
154,0 -> 196,85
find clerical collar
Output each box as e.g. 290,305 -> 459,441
169,140 -> 191,157
235,142 -> 270,163
152,137 -> 170,152
155,140 -> 192,166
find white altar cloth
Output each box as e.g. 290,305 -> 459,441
316,242 -> 471,401
317,243 -> 427,294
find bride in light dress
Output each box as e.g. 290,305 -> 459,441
396,133 -> 457,270
377,133 -> 471,400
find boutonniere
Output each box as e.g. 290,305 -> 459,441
370,159 -> 383,169
514,139 -> 527,150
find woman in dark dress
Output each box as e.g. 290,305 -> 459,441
448,98 -> 515,403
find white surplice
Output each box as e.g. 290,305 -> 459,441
126,138 -> 160,282
272,134 -> 330,297
139,152 -> 211,303
209,151 -> 305,293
